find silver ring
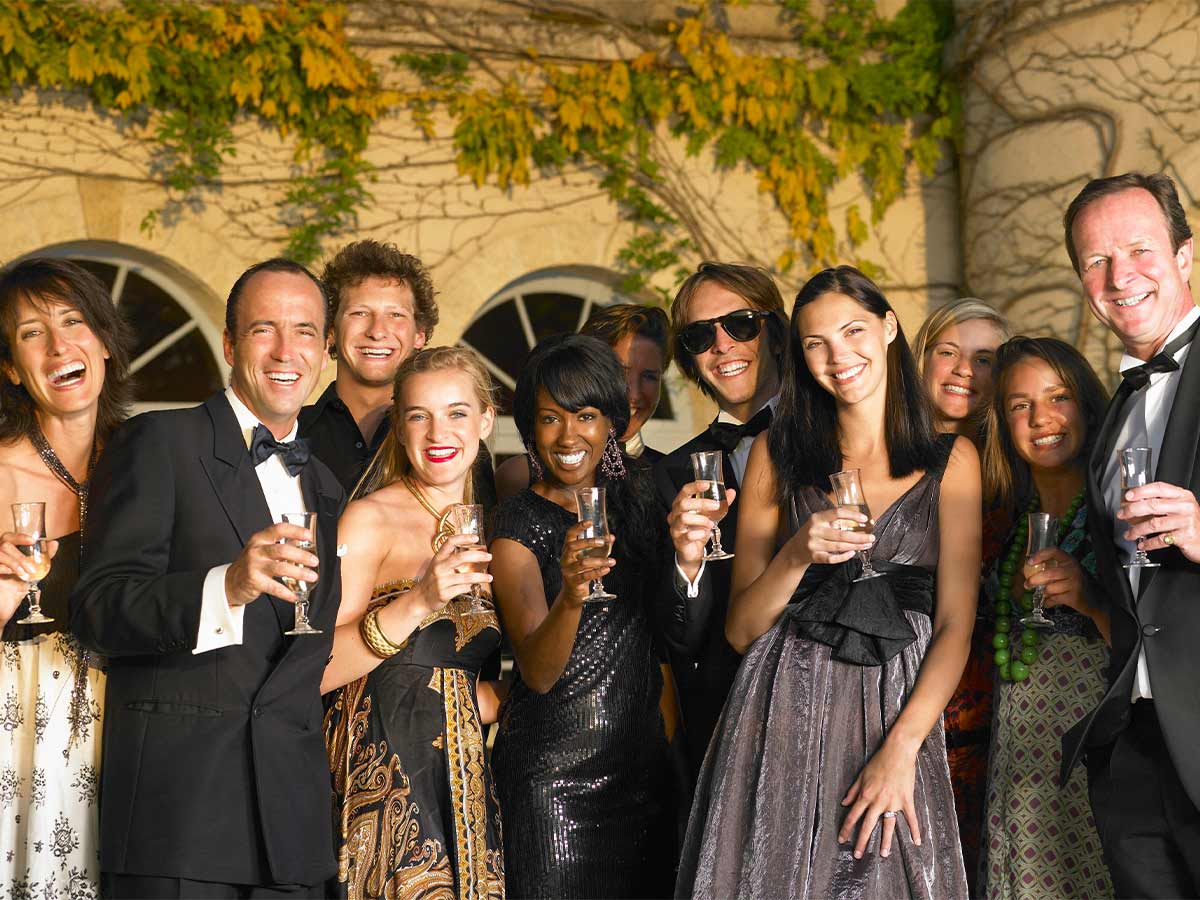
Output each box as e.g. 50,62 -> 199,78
881,811 -> 898,819
1163,532 -> 1176,546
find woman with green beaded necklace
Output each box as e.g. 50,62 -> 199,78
979,337 -> 1113,900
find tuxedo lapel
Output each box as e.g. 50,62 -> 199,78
1088,391 -> 1137,614
299,465 -> 341,624
200,394 -> 274,546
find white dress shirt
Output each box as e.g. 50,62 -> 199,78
677,393 -> 781,595
193,387 -> 308,654
1101,306 -> 1200,700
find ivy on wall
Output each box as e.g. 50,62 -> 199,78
0,0 -> 955,284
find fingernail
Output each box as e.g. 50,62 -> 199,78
881,850 -> 889,858
854,851 -> 862,859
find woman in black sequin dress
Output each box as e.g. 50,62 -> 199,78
489,334 -> 674,899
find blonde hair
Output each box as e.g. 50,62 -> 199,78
910,297 -> 1012,377
353,346 -> 497,500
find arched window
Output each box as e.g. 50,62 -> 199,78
28,242 -> 225,412
459,267 -> 692,457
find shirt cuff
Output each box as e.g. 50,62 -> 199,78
193,564 -> 246,654
674,557 -> 706,598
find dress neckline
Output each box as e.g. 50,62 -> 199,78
810,470 -> 934,530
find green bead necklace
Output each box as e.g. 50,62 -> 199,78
992,488 -> 1085,683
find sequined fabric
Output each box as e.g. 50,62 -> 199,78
677,436 -> 968,900
490,489 -> 674,899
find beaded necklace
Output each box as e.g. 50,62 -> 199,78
991,487 -> 1085,683
29,424 -> 98,538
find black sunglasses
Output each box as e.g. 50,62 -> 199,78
677,309 -> 772,356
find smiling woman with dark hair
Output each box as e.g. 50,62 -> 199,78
488,333 -> 674,898
0,257 -> 134,895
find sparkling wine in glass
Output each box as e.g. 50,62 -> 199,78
279,512 -> 321,635
690,450 -> 734,561
829,469 -> 883,581
573,487 -> 617,603
1119,447 -> 1160,570
1022,512 -> 1056,629
11,502 -> 53,625
450,503 -> 491,615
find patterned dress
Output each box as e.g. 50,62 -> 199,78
489,489 -> 673,899
1,532 -> 103,900
325,581 -> 505,900
677,436 -> 968,900
982,506 -> 1113,899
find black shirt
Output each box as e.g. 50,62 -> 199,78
298,381 -> 497,510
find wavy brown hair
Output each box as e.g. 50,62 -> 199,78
0,257 -> 135,445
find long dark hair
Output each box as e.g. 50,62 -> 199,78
770,266 -> 941,507
0,258 -> 135,445
513,333 -> 658,560
983,336 -> 1109,517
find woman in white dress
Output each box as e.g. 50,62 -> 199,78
0,258 -> 133,898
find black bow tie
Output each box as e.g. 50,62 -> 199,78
1120,318 -> 1200,391
249,424 -> 311,476
707,406 -> 773,453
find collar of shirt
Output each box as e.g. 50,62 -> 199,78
624,429 -> 646,459
714,391 -> 781,427
225,386 -> 299,451
1117,305 -> 1200,384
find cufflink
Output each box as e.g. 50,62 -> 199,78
215,626 -> 224,635
337,544 -> 348,558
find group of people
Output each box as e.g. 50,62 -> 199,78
1,170 -> 1198,900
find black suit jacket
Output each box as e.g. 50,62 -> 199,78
653,424 -> 744,772
70,393 -> 346,886
1062,342 -> 1200,809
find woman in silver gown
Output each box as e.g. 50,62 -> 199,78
676,266 -> 979,899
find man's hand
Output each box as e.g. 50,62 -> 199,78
1118,481 -> 1200,562
224,523 -> 318,607
668,480 -> 736,582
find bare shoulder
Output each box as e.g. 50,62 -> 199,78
744,432 -> 779,498
944,435 -> 981,483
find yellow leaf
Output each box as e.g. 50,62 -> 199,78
744,95 -> 762,127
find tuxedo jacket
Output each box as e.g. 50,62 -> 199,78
70,393 -> 346,886
1062,345 -> 1200,809
653,424 -> 745,772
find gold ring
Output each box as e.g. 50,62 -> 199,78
1163,532 -> 1176,546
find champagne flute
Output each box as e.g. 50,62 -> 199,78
11,502 -> 53,625
1119,447 -> 1160,569
573,487 -> 617,603
279,512 -> 321,635
690,451 -> 734,561
1022,512 -> 1056,629
450,503 -> 490,615
829,469 -> 883,581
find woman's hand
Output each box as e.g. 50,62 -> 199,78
838,739 -> 922,859
408,533 -> 492,618
0,532 -> 59,627
784,506 -> 874,569
558,521 -> 615,608
668,480 -> 736,580
1024,548 -> 1085,612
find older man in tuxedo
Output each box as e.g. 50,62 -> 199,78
654,262 -> 786,773
72,259 -> 344,898
1061,172 -> 1200,898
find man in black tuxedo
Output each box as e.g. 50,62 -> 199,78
654,262 -> 786,772
71,259 -> 345,898
1061,172 -> 1200,897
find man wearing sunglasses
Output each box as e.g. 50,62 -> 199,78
654,262 -> 787,775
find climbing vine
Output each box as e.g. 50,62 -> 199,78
0,0 -> 955,285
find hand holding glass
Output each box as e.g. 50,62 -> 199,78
690,451 -> 734,561
1119,447 -> 1160,569
11,502 -> 53,625
829,469 -> 882,581
279,512 -> 321,635
450,503 -> 491,615
573,487 -> 617,603
1022,512 -> 1056,629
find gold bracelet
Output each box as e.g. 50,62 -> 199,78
359,607 -> 406,659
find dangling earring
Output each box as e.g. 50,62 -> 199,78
600,428 -> 626,480
525,442 -> 544,482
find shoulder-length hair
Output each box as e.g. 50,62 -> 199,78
910,297 -> 1012,377
770,266 -> 941,507
354,345 -> 496,501
513,333 -> 658,559
0,257 -> 135,445
982,336 -> 1109,517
